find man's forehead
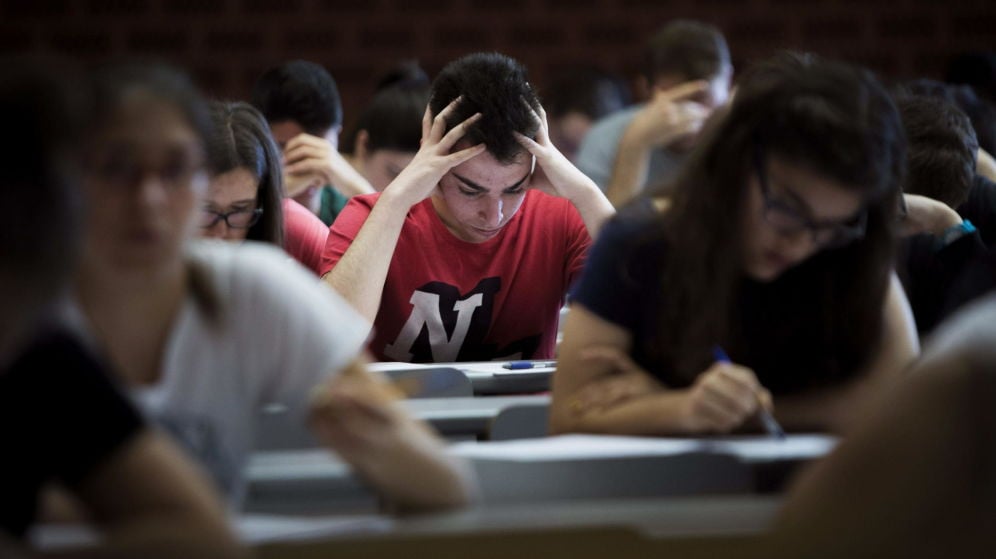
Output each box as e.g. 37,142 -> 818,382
449,152 -> 534,190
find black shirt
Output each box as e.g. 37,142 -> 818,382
573,207 -> 869,395
0,329 -> 144,539
899,230 -> 996,337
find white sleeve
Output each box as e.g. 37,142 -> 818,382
224,242 -> 371,412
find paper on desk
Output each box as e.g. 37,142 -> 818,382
451,435 -> 703,461
705,435 -> 838,462
237,514 -> 392,544
367,362 -> 437,372
450,434 -> 838,463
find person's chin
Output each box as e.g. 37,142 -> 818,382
466,225 -> 503,242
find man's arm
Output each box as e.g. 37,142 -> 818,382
515,103 -> 615,239
283,133 -> 376,199
322,102 -> 485,322
605,82 -> 710,208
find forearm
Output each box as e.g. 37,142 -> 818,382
331,160 -> 376,198
350,421 -> 477,512
324,195 -> 409,322
605,128 -> 654,208
569,181 -> 616,239
551,389 -> 691,436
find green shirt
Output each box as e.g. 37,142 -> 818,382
318,186 -> 350,226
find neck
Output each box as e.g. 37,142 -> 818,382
76,257 -> 187,322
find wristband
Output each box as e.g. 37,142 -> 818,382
940,219 -> 976,246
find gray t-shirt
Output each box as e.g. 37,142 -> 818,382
575,105 -> 686,193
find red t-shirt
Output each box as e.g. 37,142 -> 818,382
321,190 -> 590,362
282,198 -> 329,276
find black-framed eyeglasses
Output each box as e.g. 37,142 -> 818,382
753,148 -> 867,249
199,208 -> 263,229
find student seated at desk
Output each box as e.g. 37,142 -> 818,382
72,63 -> 475,512
0,58 -> 241,558
321,52 -> 614,363
551,53 -> 919,436
200,100 -> 329,275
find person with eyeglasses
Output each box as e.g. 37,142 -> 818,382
200,101 -> 331,276
549,53 -> 919,437
72,63 -> 477,512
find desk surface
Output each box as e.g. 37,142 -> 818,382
370,361 -> 555,395
245,434 -> 832,514
402,394 -> 550,436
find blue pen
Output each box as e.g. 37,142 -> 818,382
502,360 -> 557,370
712,346 -> 786,440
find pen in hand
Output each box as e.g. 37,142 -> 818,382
712,346 -> 786,440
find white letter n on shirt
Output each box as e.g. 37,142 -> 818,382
383,290 -> 484,362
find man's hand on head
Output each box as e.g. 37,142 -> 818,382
380,97 -> 486,210
282,133 -> 375,198
626,80 -> 713,150
514,100 -> 601,201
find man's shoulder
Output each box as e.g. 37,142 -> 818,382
580,106 -> 642,149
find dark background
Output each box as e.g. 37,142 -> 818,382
3,0 -> 995,131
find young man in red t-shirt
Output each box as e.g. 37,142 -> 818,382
321,52 -> 614,362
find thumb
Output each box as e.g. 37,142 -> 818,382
757,388 -> 774,414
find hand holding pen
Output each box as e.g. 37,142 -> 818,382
677,347 -> 783,436
712,346 -> 786,439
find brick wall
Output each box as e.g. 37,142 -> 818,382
2,0 -> 994,130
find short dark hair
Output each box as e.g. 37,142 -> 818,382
207,101 -> 286,247
543,66 -> 630,121
644,20 -> 731,83
341,81 -> 430,156
251,60 -> 342,135
429,52 -> 540,164
0,56 -> 86,351
895,95 -> 978,208
901,78 -> 996,156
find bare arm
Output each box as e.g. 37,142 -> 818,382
41,432 -> 243,559
322,101 -> 486,322
515,102 -> 615,239
283,133 -> 376,199
309,356 -> 477,512
550,304 -> 771,436
604,82 -> 710,208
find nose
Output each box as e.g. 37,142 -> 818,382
202,218 -> 228,239
479,196 -> 504,227
774,227 -> 818,261
135,174 -> 169,211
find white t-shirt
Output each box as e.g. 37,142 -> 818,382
73,241 -> 370,505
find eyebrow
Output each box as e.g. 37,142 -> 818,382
452,171 -> 531,193
770,177 -> 863,226
206,199 -> 256,209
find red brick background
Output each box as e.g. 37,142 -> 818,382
2,0 -> 995,130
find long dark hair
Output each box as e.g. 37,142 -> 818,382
206,101 -> 285,247
87,61 -> 222,322
644,53 -> 906,386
